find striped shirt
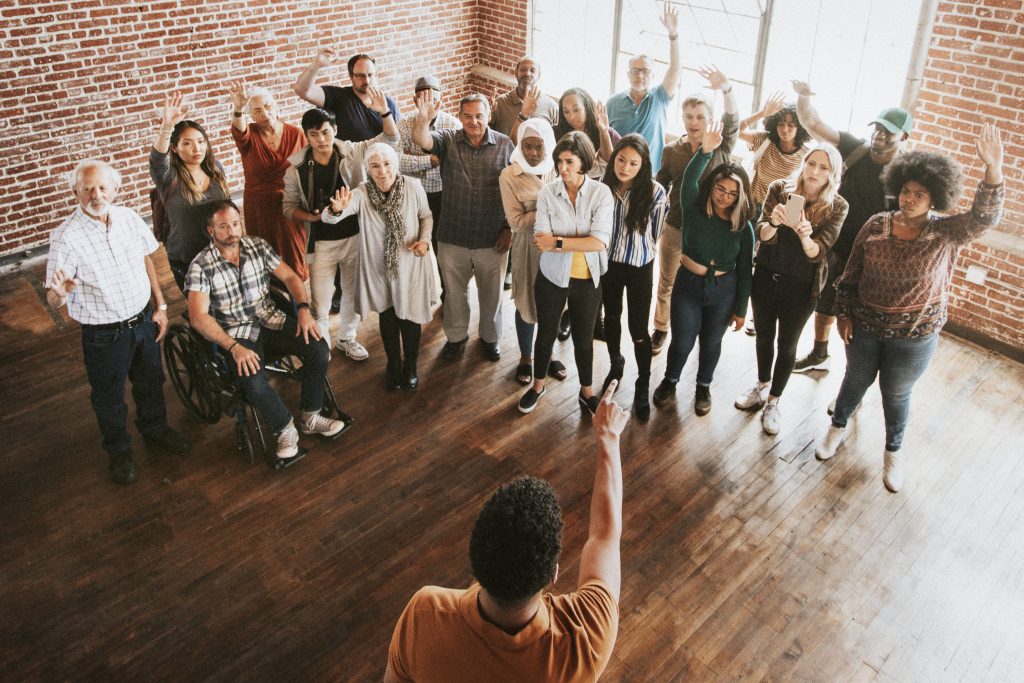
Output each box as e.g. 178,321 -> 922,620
606,181 -> 668,267
45,205 -> 158,325
398,109 -> 461,194
748,132 -> 809,204
184,236 -> 286,342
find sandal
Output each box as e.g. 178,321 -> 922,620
515,363 -> 533,385
547,360 -> 568,381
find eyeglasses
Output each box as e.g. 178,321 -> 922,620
628,68 -> 651,76
713,184 -> 739,200
351,72 -> 375,80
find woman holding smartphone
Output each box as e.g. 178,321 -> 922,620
518,132 -> 613,416
734,143 -> 848,435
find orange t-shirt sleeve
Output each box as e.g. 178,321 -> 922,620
386,593 -> 419,682
565,580 -> 620,673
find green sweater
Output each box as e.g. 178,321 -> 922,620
680,150 -> 754,317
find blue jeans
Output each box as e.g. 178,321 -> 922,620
81,312 -> 168,455
515,310 -> 535,358
233,318 -> 330,434
831,325 -> 939,451
664,269 -> 737,386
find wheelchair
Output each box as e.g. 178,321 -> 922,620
162,281 -> 353,470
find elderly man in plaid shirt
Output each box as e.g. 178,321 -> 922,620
46,159 -> 191,485
185,200 -> 345,462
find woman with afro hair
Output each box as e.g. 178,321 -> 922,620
815,124 -> 1005,493
739,91 -> 813,211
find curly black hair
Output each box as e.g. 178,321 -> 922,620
469,476 -> 563,606
764,105 -> 811,150
881,150 -> 963,212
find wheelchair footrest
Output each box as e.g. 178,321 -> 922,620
317,411 -> 354,441
268,447 -> 308,471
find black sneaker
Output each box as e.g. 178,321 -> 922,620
652,379 -> 677,408
793,351 -> 830,373
694,384 -> 712,416
651,329 -> 668,356
578,392 -> 600,416
441,338 -> 468,360
601,354 -> 625,396
108,449 -> 137,485
635,379 -> 651,421
518,386 -> 545,414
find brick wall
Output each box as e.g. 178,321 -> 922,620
0,0 -> 478,259
912,0 -> 1024,353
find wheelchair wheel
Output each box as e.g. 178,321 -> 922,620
236,422 -> 256,464
163,323 -> 223,424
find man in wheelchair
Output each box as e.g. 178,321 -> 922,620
184,200 -> 346,462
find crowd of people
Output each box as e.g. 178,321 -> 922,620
44,2 -> 1005,677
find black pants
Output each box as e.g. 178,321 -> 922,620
534,274 -> 601,387
378,307 -> 421,370
601,260 -> 654,380
427,191 -> 445,297
751,267 -> 817,397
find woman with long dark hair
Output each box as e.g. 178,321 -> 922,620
815,124 -> 1004,493
553,88 -> 620,179
652,120 -> 755,416
734,143 -> 848,435
598,134 -> 668,420
151,92 -> 231,289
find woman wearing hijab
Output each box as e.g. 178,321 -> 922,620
321,143 -> 438,391
499,119 -> 567,386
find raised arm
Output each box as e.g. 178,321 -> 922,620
792,80 -> 840,146
411,90 -> 438,152
578,381 -> 629,601
291,48 -> 334,107
366,86 -> 399,138
660,1 -> 681,98
152,92 -> 188,153
739,91 -> 784,143
934,123 -> 1005,244
594,100 -> 614,162
398,118 -> 435,175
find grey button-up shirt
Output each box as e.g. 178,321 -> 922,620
429,128 -> 513,250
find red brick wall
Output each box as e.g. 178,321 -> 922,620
912,0 -> 1024,352
0,0 -> 478,258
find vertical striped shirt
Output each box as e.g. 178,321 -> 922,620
747,131 -> 810,204
606,181 -> 668,267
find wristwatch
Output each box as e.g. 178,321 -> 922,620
555,237 -> 564,251
381,110 -> 392,119
296,302 -> 311,310
157,303 -> 168,311
517,112 -> 528,122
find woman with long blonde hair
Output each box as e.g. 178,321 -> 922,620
734,143 -> 848,436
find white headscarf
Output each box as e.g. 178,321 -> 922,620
510,119 -> 556,176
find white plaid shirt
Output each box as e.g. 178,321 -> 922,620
398,109 -> 461,194
45,205 -> 158,325
184,237 -> 286,342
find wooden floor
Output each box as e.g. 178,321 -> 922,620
2,255 -> 1023,682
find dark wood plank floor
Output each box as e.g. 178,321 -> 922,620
2,254 -> 1023,682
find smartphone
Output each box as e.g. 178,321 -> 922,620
784,194 -> 805,228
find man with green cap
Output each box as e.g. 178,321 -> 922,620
790,81 -> 913,374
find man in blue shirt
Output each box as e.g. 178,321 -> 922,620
605,1 -> 681,171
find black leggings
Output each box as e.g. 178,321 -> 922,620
601,260 -> 654,380
378,307 -> 421,368
750,268 -> 817,397
533,274 -> 602,387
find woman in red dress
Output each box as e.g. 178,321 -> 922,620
228,82 -> 308,278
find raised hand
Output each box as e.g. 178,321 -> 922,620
697,64 -> 730,91
328,187 -> 353,214
521,85 -> 540,117
160,92 -> 189,129
790,80 -> 815,97
659,0 -> 679,35
313,47 -> 336,68
761,91 -> 786,117
367,86 -> 389,114
594,100 -> 609,131
415,89 -> 437,121
975,122 -> 1003,169
701,119 -> 724,154
229,81 -> 247,112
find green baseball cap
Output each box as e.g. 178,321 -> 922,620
871,107 -> 913,135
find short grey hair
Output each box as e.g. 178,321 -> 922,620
459,93 -> 490,117
68,159 -> 121,191
364,142 -> 399,173
246,87 -> 274,110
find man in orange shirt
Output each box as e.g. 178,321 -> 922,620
385,382 -> 629,682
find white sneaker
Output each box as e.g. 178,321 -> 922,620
336,338 -> 369,361
815,425 -> 845,461
735,381 -> 769,410
883,449 -> 904,492
300,412 -> 345,437
761,400 -> 781,435
276,420 -> 300,459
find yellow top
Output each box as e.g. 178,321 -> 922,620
570,251 -> 592,279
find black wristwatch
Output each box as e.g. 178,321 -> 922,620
296,302 -> 311,311
555,237 -> 564,251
